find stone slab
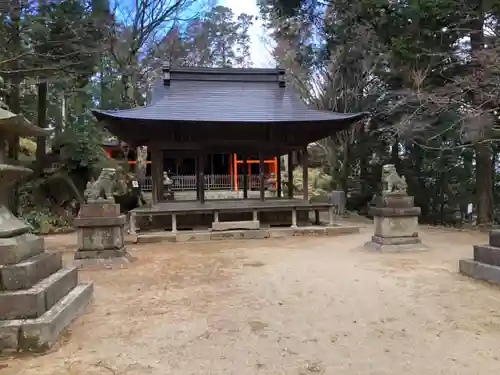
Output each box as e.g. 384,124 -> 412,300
210,229 -> 270,240
324,225 -> 360,236
0,252 -> 62,291
211,220 -> 260,231
17,282 -> 93,353
79,202 -> 120,218
371,235 -> 421,246
74,215 -> 126,228
0,233 -> 44,266
0,267 -> 77,320
74,253 -> 136,269
370,206 -> 421,217
364,240 -> 428,252
176,232 -> 211,242
77,225 -> 125,251
375,194 -> 414,208
74,248 -> 127,260
459,259 -> 500,286
473,244 -> 500,267
489,230 -> 500,247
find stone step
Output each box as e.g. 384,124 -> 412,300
459,259 -> 500,286
474,244 -> 500,267
211,220 -> 260,231
0,281 -> 93,353
0,252 -> 62,291
0,233 -> 44,266
0,267 -> 78,320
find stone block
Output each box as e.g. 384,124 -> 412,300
0,252 -> 62,290
77,225 -> 124,251
473,244 -> 500,267
78,202 -> 120,218
0,233 -> 44,266
211,220 -> 260,231
0,320 -> 21,352
0,267 -> 77,320
42,267 -> 78,310
18,282 -> 93,353
374,215 -> 419,239
459,259 -> 500,286
489,230 -> 500,247
0,286 -> 45,319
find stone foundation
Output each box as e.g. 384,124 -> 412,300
74,201 -> 134,267
135,224 -> 360,244
0,210 -> 92,353
460,230 -> 500,285
365,193 -> 426,252
138,210 -> 310,232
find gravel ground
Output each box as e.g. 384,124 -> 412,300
2,224 -> 500,375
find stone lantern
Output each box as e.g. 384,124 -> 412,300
0,107 -> 93,353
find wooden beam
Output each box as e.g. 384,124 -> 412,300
259,151 -> 265,201
287,152 -> 293,199
302,146 -> 309,201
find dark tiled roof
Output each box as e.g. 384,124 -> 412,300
92,67 -> 366,124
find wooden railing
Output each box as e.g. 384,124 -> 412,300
142,174 -> 267,192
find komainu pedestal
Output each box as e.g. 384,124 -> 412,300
74,200 -> 133,267
459,230 -> 500,285
364,165 -> 426,252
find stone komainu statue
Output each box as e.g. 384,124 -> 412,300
84,168 -> 117,202
382,164 -> 407,194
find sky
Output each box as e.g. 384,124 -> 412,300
219,0 -> 274,68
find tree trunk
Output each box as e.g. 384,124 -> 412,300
35,81 -> 48,174
470,1 -> 493,225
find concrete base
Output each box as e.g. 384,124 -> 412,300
211,220 -> 260,231
0,282 -> 93,353
364,236 -> 428,252
459,259 -> 500,285
134,225 -> 360,244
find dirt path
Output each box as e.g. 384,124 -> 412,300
2,226 -> 500,374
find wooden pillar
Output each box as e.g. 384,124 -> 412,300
195,155 -> 200,200
259,151 -> 265,201
229,152 -> 233,190
233,153 -> 238,192
198,152 -> 205,204
287,152 -> 293,199
302,146 -> 309,201
150,146 -> 163,205
243,156 -> 248,199
276,155 -> 282,198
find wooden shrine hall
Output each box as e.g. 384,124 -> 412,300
92,65 -> 366,234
